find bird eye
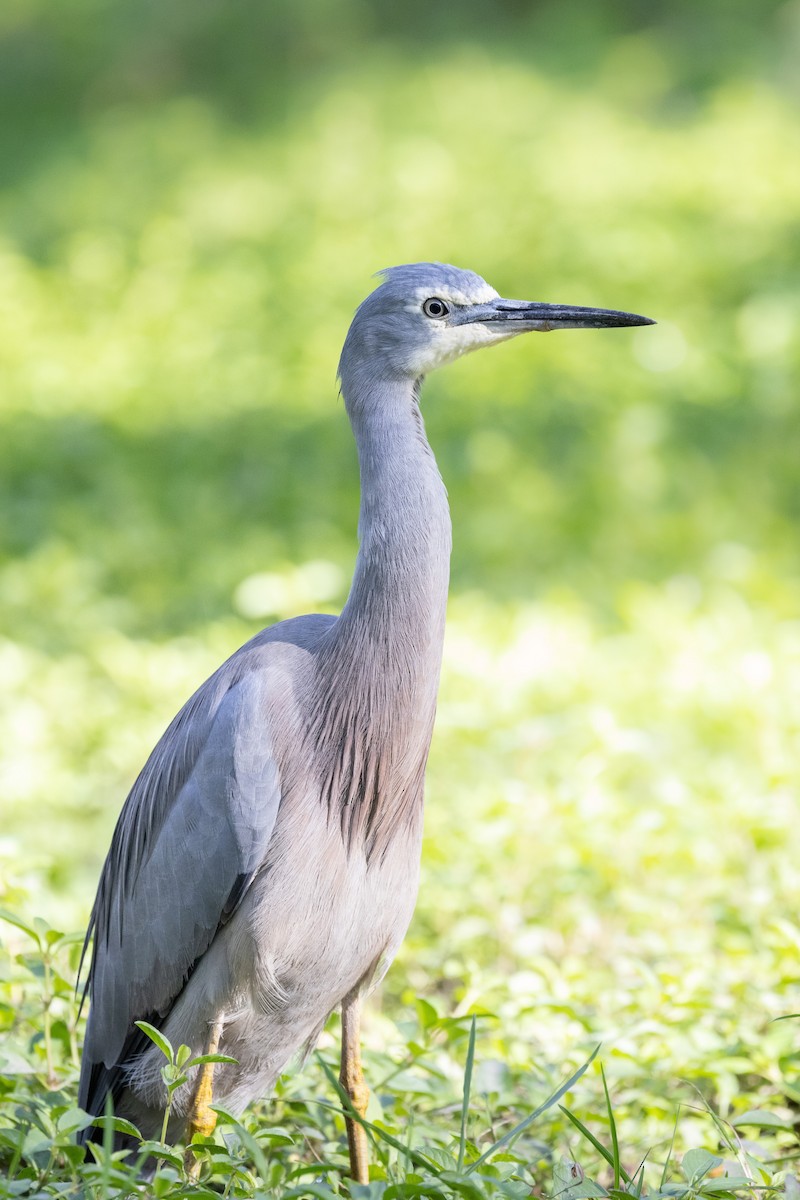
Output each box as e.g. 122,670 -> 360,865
422,297 -> 450,319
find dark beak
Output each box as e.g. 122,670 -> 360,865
454,297 -> 656,331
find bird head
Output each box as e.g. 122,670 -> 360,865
338,262 -> 654,387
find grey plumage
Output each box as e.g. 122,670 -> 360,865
78,263 -> 653,1162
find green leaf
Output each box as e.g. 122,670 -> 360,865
697,1178 -> 754,1194
90,1114 -> 143,1139
384,1186 -> 447,1200
210,1113 -> 271,1180
0,910 -> 42,949
175,1043 -> 192,1068
186,1053 -> 239,1068
51,931 -> 86,952
4,1181 -> 35,1196
134,1020 -> 173,1062
742,1151 -> 771,1185
136,1139 -> 183,1169
438,1172 -> 487,1199
553,1158 -> 607,1199
55,1106 -> 94,1135
160,1065 -> 188,1092
682,1149 -> 722,1182
383,1069 -> 437,1095
281,1188 -> 339,1199
415,997 -> 439,1029
350,1184 -> 389,1200
732,1108 -> 796,1131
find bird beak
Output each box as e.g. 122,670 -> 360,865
454,297 -> 656,332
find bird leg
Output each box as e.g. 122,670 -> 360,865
339,989 -> 370,1185
183,1016 -> 224,1180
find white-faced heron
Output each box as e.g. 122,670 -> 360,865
78,262 -> 653,1182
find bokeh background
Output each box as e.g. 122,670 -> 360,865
2,0 -> 800,1172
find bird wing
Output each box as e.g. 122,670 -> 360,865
79,664 -> 281,1094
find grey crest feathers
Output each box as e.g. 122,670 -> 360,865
375,262 -> 495,297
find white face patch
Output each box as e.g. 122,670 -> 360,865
422,320 -> 519,370
401,283 -> 520,372
406,283 -> 499,310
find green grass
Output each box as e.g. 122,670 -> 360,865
3,587 -> 800,1194
2,0 -> 800,1194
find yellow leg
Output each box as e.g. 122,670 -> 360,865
340,989 -> 370,1185
183,1017 -> 224,1180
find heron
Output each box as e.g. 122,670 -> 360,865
78,262 -> 653,1183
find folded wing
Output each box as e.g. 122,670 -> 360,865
78,666 -> 281,1118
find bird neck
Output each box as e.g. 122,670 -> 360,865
337,374 -> 452,660
311,373 -> 452,857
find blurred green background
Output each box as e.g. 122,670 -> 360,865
2,0 -> 800,1157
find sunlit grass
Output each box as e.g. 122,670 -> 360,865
3,584 -> 800,1193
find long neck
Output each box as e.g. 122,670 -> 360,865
312,372 -> 452,856
337,376 -> 452,657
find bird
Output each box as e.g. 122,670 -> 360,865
77,262 -> 653,1183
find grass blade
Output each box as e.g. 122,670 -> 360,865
660,1110 -> 680,1190
631,1151 -> 649,1198
466,1044 -> 601,1174
600,1065 -> 620,1190
316,1055 -> 440,1176
560,1104 -> 634,1186
457,1015 -> 477,1173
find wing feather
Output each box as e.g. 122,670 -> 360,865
78,664 -> 281,1112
